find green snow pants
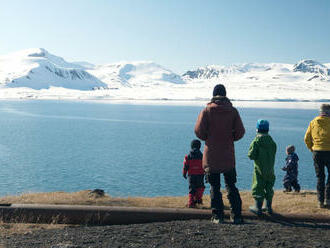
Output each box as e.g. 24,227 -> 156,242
251,171 -> 275,201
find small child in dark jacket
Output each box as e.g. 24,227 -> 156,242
282,145 -> 300,192
183,139 -> 205,208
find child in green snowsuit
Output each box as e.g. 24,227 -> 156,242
248,119 -> 277,215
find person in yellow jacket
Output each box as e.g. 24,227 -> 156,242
304,104 -> 330,208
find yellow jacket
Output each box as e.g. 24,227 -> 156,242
304,116 -> 330,151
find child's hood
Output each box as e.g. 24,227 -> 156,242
188,149 -> 203,159
255,133 -> 276,148
206,96 -> 233,114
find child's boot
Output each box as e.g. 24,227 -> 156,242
196,187 -> 205,204
211,210 -> 224,224
193,192 -> 198,204
326,199 -> 330,208
188,193 -> 195,208
266,199 -> 273,214
293,182 -> 300,193
249,199 -> 263,216
283,186 -> 292,193
318,201 -> 325,208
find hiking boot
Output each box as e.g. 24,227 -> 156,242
266,200 -> 273,215
230,215 -> 244,224
195,187 -> 205,205
249,200 -> 263,216
294,185 -> 301,193
326,199 -> 330,208
188,194 -> 195,208
211,213 -> 224,224
283,188 -> 292,193
319,202 -> 325,208
211,215 -> 224,224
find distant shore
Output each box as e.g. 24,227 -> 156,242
1,97 -> 329,109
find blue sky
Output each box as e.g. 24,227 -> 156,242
0,0 -> 329,72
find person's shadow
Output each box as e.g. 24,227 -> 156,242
262,212 -> 330,229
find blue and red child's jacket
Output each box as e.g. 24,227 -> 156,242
183,149 -> 204,176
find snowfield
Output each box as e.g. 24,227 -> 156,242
0,48 -> 329,108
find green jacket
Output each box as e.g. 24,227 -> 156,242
248,133 -> 277,180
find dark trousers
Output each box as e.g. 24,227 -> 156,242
283,179 -> 300,191
189,174 -> 205,194
313,151 -> 330,203
207,168 -> 242,217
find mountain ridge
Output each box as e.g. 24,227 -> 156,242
0,49 -> 329,97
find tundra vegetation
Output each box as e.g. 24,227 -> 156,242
0,190 -> 328,235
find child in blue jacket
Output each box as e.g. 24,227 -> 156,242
282,145 -> 300,192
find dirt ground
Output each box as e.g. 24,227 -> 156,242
1,218 -> 329,248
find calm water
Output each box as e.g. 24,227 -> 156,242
0,100 -> 318,197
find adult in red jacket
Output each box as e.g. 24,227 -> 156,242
195,84 -> 245,224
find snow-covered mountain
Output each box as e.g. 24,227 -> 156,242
0,48 -> 106,90
89,61 -> 184,89
182,61 -> 329,82
72,61 -> 96,70
179,60 -> 330,102
293,60 -> 330,81
182,63 -> 280,80
0,48 -> 329,102
0,48 -> 183,90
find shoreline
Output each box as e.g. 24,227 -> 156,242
0,98 -> 329,109
1,190 -> 329,247
1,190 -> 329,215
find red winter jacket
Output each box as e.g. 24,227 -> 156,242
183,149 -> 204,176
194,96 -> 245,173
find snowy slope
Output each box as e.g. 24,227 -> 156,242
293,60 -> 330,81
0,48 -> 106,90
72,61 -> 96,70
183,61 -> 329,81
182,63 -> 289,80
182,61 -> 330,102
89,61 -> 184,89
0,48 -> 329,103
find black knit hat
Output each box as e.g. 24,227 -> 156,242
320,104 -> 330,115
191,139 -> 201,150
213,84 -> 226,96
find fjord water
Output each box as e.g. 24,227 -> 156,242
0,101 -> 318,197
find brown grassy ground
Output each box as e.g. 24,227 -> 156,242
1,189 -> 329,214
0,190 -> 329,235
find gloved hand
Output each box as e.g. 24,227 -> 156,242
183,174 -> 187,179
